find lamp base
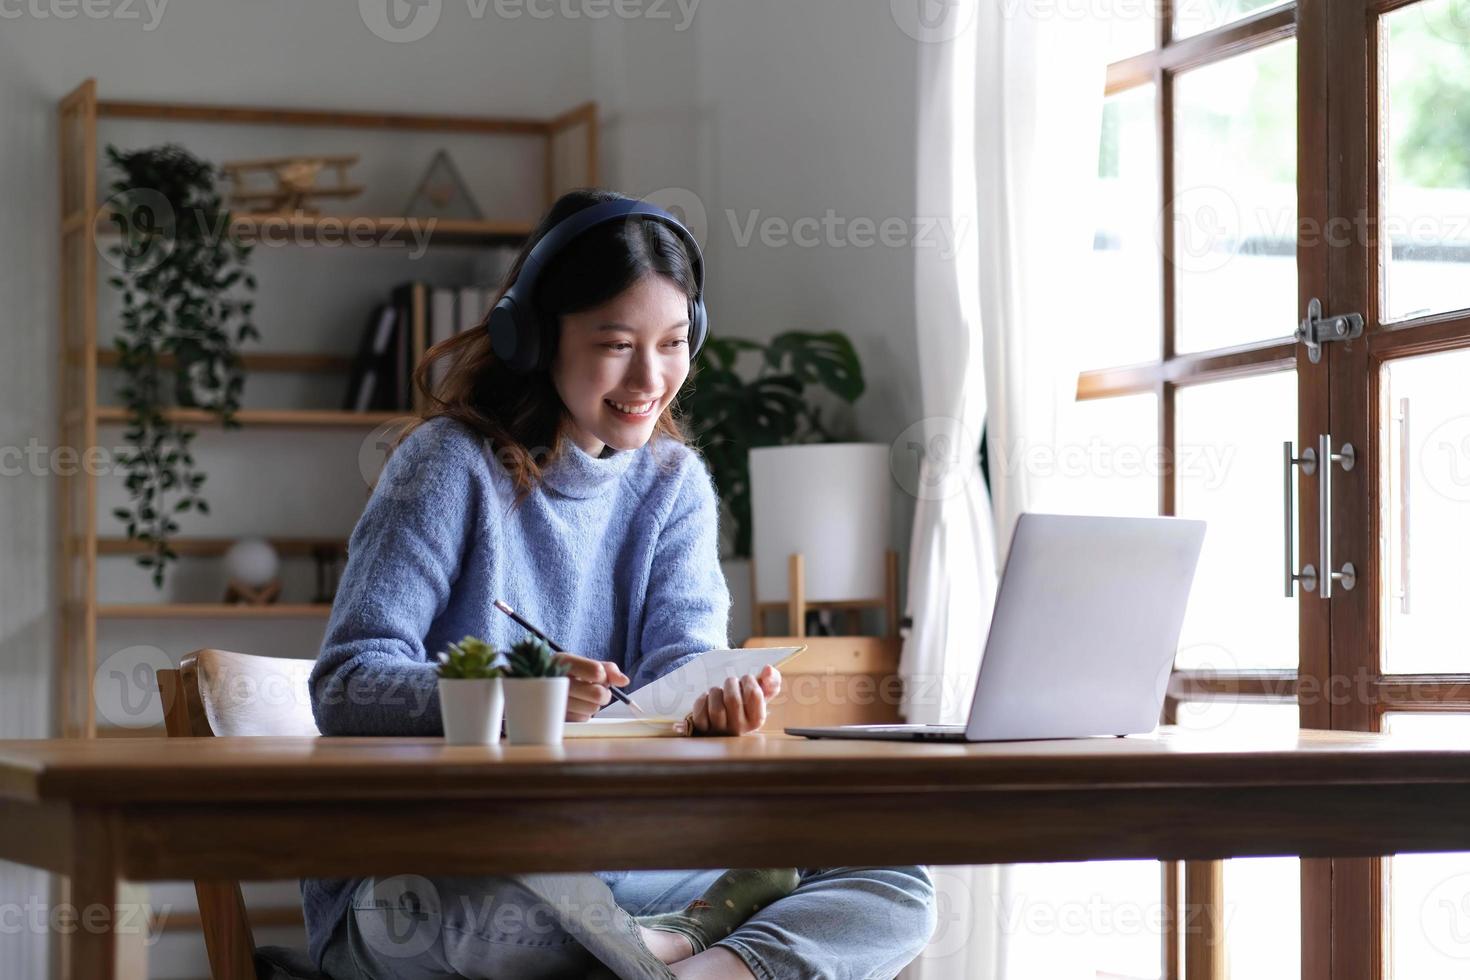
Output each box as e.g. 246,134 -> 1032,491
749,549 -> 899,639
223,578 -> 281,606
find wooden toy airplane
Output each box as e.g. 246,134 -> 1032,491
222,154 -> 364,215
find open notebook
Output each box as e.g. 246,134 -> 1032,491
564,645 -> 806,737
563,717 -> 685,738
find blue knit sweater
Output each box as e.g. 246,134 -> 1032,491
302,414 -> 732,966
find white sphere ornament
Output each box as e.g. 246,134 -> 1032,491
223,537 -> 280,587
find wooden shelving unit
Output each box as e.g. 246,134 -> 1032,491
58,77 -> 600,738
94,212 -> 538,247
97,535 -> 346,557
97,348 -> 354,373
94,405 -> 404,426
96,604 -> 334,620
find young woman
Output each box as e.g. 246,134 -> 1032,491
304,189 -> 937,979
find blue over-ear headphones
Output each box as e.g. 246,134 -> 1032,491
487,197 -> 709,374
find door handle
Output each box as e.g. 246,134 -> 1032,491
1318,433 -> 1358,599
1283,440 -> 1317,596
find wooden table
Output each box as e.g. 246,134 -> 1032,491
6,727 -> 1470,979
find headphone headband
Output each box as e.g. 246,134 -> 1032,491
487,197 -> 709,374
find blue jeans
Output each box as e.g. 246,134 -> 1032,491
320,866 -> 937,980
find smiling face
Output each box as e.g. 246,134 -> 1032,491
549,273 -> 693,457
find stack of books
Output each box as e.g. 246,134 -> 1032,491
343,248 -> 516,411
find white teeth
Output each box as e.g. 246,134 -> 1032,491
606,399 -> 654,415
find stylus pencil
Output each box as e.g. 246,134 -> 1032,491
492,599 -> 651,718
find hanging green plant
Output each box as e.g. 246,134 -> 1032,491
682,330 -> 864,559
102,143 -> 260,588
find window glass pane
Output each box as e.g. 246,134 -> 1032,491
1173,699 -> 1297,733
1175,371 -> 1298,671
1383,713 -> 1470,978
1105,3 -> 1157,63
1383,0 -> 1470,322
1223,858 -> 1301,979
1001,861 -> 1165,979
1037,393 -> 1161,517
1381,349 -> 1470,674
1174,40 -> 1297,354
1174,0 -> 1290,40
1175,701 -> 1299,980
1089,84 -> 1162,370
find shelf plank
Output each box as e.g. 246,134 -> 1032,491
95,406 -> 406,427
97,350 -> 353,373
97,98 -> 551,135
229,213 -> 533,247
97,603 -> 333,619
98,536 -> 346,558
94,211 -> 533,248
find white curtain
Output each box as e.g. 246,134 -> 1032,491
898,3 -> 1107,978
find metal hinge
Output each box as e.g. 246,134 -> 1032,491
1296,297 -> 1364,363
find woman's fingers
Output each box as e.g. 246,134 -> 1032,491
706,684 -> 728,733
690,675 -> 773,735
741,673 -> 766,732
724,676 -> 746,733
567,676 -> 612,718
759,664 -> 782,699
555,653 -> 629,687
566,687 -> 606,721
554,651 -> 591,679
721,677 -> 738,732
553,653 -> 630,723
566,678 -> 608,722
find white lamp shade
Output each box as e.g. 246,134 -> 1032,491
749,443 -> 891,604
223,537 -> 280,587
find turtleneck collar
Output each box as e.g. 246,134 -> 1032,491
539,439 -> 639,498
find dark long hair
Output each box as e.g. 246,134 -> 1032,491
396,188 -> 701,503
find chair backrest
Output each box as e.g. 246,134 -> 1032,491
161,648 -> 320,738
742,635 -> 903,731
156,649 -> 320,980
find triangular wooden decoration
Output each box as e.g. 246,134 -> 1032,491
404,149 -> 484,221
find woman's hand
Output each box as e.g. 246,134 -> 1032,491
678,664 -> 782,736
554,652 -> 631,723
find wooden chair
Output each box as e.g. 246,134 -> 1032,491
742,635 -> 904,731
156,649 -> 324,980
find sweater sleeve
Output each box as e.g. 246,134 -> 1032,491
630,451 -> 732,690
310,420 -> 477,736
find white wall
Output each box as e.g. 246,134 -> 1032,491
0,1 -> 925,974
691,0 -> 923,606
595,0 -> 925,630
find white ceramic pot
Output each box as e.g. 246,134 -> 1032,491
437,677 -> 504,746
501,676 -> 570,746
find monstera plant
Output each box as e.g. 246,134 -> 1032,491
683,331 -> 865,558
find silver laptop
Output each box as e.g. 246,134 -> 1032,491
786,513 -> 1206,743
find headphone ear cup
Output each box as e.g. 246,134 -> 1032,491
688,298 -> 708,361
488,296 -> 537,374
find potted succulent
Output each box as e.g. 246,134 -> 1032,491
501,637 -> 572,746
435,636 -> 505,746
